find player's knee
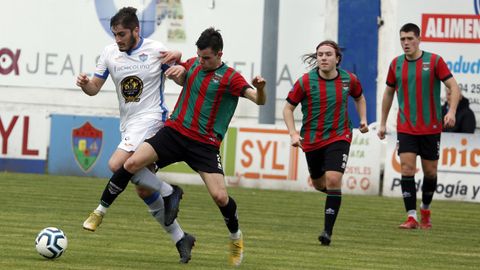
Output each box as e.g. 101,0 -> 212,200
211,191 -> 229,206
311,177 -> 326,192
423,170 -> 437,179
136,186 -> 154,199
108,160 -> 121,173
124,157 -> 142,173
400,164 -> 416,176
326,177 -> 342,189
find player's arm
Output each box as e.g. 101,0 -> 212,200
76,73 -> 106,96
282,102 -> 302,148
353,94 -> 368,133
164,65 -> 187,86
377,85 -> 395,140
243,75 -> 266,105
443,77 -> 460,128
160,50 -> 182,64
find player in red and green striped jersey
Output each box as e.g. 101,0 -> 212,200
283,40 -> 369,246
98,27 -> 266,266
377,23 -> 461,230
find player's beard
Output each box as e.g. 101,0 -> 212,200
119,35 -> 137,52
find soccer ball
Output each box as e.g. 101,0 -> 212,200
35,227 -> 68,259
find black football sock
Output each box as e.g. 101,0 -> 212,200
219,196 -> 239,233
100,166 -> 133,207
400,175 -> 417,212
422,176 -> 437,208
324,189 -> 342,235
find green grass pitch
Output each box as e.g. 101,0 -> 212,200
0,172 -> 479,269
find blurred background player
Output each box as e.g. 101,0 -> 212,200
97,27 -> 266,266
442,88 -> 476,133
283,40 -> 368,246
377,23 -> 460,229
76,7 -> 195,263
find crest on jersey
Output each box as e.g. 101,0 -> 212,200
341,80 -> 350,91
422,63 -> 430,71
72,122 -> 103,172
212,73 -> 222,83
121,76 -> 144,103
139,53 -> 148,62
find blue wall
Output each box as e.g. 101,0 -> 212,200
0,158 -> 45,174
338,0 -> 380,126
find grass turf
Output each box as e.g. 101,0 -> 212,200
0,172 -> 479,269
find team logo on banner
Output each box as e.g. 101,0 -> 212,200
72,122 -> 103,172
0,48 -> 21,75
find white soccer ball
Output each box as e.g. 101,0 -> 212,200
35,227 -> 68,259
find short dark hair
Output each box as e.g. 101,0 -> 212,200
400,23 -> 420,37
303,40 -> 343,68
110,7 -> 139,31
196,27 -> 223,53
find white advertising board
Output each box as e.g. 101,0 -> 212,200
341,129 -> 381,195
227,126 -> 381,195
383,132 -> 480,202
0,110 -> 49,160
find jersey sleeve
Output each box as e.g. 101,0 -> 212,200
349,73 -> 363,98
286,78 -> 305,106
94,46 -> 110,79
435,56 -> 453,82
180,57 -> 198,71
386,58 -> 397,87
230,71 -> 251,97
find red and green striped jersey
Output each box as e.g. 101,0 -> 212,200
286,68 -> 363,152
165,57 -> 250,147
386,51 -> 453,134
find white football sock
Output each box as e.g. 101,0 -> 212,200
95,204 -> 108,214
407,210 -> 417,220
230,230 -> 242,240
145,192 -> 184,243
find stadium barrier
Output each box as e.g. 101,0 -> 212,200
1,111 -> 478,202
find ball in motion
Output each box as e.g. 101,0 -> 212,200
35,227 -> 68,259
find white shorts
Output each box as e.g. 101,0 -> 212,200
118,118 -> 164,152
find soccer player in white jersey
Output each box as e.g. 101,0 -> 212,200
76,7 -> 194,263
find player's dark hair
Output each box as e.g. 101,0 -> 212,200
400,23 -> 420,37
110,7 -> 139,31
196,27 -> 223,53
303,40 -> 342,68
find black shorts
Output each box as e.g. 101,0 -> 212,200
397,132 -> 441,160
305,140 -> 351,179
145,126 -> 224,174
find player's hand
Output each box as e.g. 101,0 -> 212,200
252,76 -> 266,90
377,125 -> 386,140
160,50 -> 182,64
290,132 -> 303,149
359,122 -> 369,133
165,65 -> 186,79
76,73 -> 89,87
444,111 -> 456,128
